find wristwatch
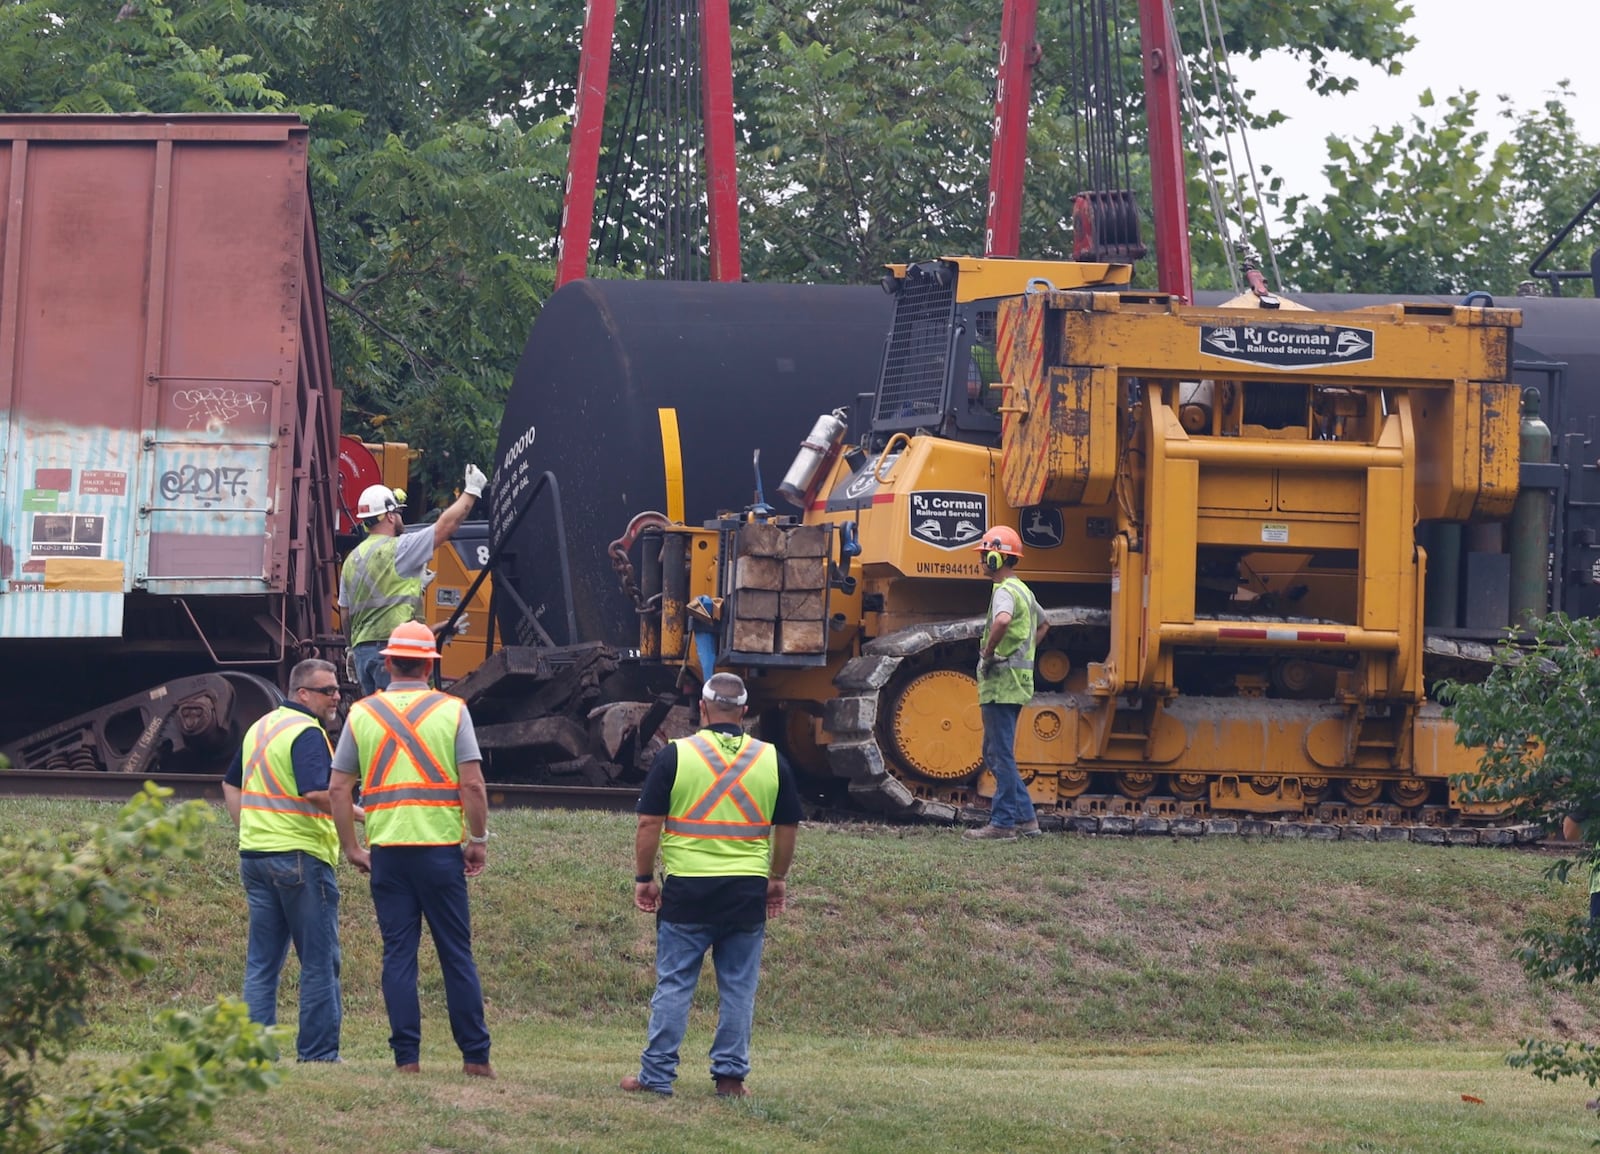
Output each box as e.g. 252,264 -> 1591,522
465,831 -> 490,845
635,872 -> 655,883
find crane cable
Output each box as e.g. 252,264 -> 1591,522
595,0 -> 710,280
1067,0 -> 1137,198
1167,0 -> 1284,291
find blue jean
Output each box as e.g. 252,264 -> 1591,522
369,844 -> 490,1067
353,640 -> 390,697
981,702 -> 1036,828
635,920 -> 766,1093
240,851 -> 342,1062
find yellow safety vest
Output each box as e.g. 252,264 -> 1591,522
978,574 -> 1041,705
343,534 -> 424,646
661,730 -> 779,878
347,688 -> 467,846
238,706 -> 339,866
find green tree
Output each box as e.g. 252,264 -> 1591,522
1276,83 -> 1600,296
1441,614 -> 1600,1095
734,0 -> 1420,285
0,1 -> 285,114
1,784 -> 278,1154
230,1 -> 568,508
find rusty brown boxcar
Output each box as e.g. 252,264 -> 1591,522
0,115 -> 341,773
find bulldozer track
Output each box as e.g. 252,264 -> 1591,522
823,609 -> 1521,836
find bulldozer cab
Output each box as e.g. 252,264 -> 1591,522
869,257 -> 1133,449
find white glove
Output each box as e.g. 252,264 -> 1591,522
464,464 -> 487,498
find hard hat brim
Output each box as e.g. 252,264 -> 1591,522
380,643 -> 439,658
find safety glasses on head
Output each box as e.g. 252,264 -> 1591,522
701,677 -> 748,707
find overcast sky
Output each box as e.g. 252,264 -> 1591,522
1225,0 -> 1598,212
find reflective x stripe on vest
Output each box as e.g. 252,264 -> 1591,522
344,535 -> 423,646
239,707 -> 338,865
661,731 -> 780,878
351,689 -> 465,846
667,734 -> 772,838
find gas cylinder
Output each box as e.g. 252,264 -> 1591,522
1509,387 -> 1553,626
777,410 -> 848,507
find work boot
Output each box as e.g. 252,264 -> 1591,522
463,1062 -> 496,1079
1016,819 -> 1042,837
620,1075 -> 671,1096
396,1062 -> 421,1073
963,823 -> 1018,841
715,1075 -> 750,1098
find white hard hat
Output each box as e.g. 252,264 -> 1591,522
356,484 -> 404,521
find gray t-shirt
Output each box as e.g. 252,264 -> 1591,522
330,681 -> 482,776
336,526 -> 437,610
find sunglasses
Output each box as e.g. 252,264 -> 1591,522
300,685 -> 341,697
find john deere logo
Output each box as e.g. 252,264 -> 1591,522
1200,323 -> 1374,370
909,491 -> 987,550
1021,506 -> 1064,550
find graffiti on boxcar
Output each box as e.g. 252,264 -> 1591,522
158,464 -> 251,503
169,387 -> 268,431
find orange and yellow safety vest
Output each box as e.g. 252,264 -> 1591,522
661,729 -> 779,877
238,706 -> 339,866
346,688 -> 467,846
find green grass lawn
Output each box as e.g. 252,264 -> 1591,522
11,797 -> 1600,1151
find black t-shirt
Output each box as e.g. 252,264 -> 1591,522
637,724 -> 804,925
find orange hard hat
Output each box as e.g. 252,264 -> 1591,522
380,620 -> 439,659
973,525 -> 1024,557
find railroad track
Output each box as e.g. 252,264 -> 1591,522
0,770 -> 643,813
0,770 -> 1568,850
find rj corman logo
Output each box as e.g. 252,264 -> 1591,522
909,490 -> 987,550
1200,323 -> 1374,370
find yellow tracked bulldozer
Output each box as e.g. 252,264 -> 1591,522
623,256 -> 1527,825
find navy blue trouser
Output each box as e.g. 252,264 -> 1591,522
368,844 -> 490,1067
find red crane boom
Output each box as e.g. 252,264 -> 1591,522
984,0 -> 1192,300
558,0 -> 1192,297
555,0 -> 742,288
